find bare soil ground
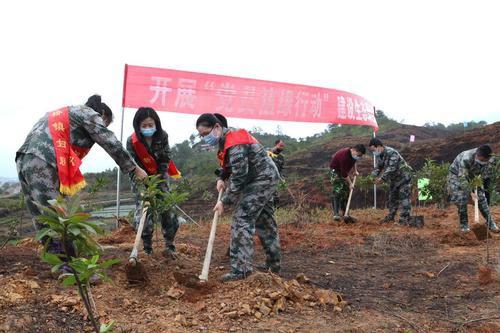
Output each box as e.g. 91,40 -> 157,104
1,206 -> 499,332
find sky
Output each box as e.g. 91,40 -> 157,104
1,0 -> 499,178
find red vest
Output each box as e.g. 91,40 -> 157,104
131,132 -> 181,178
217,129 -> 259,167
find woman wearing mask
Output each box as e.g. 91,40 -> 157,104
195,113 -> 281,282
16,95 -> 147,257
126,107 -> 180,257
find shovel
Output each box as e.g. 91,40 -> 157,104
342,176 -> 357,223
125,206 -> 149,284
471,188 -> 490,241
199,190 -> 223,282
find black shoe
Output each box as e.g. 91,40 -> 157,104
460,225 -> 471,232
396,219 -> 409,226
256,264 -> 280,274
162,245 -> 177,259
220,271 -> 250,282
380,216 -> 395,224
144,248 -> 153,256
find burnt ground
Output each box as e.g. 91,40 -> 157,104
1,206 -> 499,332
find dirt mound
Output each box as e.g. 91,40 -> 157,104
171,272 -> 345,324
99,225 -> 136,244
441,231 -> 481,246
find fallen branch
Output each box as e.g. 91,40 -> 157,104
443,316 -> 500,326
436,263 -> 450,278
375,308 -> 425,333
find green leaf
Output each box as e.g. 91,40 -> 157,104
100,319 -> 116,333
42,252 -> 63,265
100,258 -> 121,269
35,228 -> 53,241
62,275 -> 76,286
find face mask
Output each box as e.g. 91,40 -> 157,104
140,127 -> 156,137
203,128 -> 220,146
353,155 -> 362,161
373,151 -> 381,157
475,159 -> 487,166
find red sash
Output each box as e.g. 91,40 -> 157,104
131,132 -> 181,178
217,129 -> 259,167
48,107 -> 90,195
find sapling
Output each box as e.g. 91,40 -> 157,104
35,196 -> 119,333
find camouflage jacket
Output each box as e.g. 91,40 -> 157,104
16,105 -> 136,173
268,148 -> 285,176
126,130 -> 171,179
449,148 -> 488,185
219,135 -> 279,205
372,146 -> 411,182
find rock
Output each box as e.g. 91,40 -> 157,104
195,302 -> 206,312
296,273 -> 310,284
224,311 -> 238,319
166,286 -> 185,299
27,280 -> 40,289
174,314 -> 187,326
254,311 -> 263,319
259,304 -> 271,316
334,306 -> 342,312
240,304 -> 252,315
273,297 -> 286,313
261,297 -> 273,308
268,291 -> 281,300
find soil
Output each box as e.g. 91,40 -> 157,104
1,206 -> 499,332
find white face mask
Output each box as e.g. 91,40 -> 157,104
475,159 -> 487,166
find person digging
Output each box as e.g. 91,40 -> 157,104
329,144 -> 366,223
447,145 -> 499,233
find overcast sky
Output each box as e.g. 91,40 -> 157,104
1,0 -> 499,178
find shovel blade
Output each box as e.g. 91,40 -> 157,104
125,261 -> 148,285
409,216 -> 424,228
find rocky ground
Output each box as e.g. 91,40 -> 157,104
1,206 -> 499,332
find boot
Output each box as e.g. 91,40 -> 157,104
487,219 -> 499,233
220,270 -> 250,282
380,215 -> 395,224
458,206 -> 469,232
162,244 -> 177,259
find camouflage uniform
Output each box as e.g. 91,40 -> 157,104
16,105 -> 136,220
220,137 -> 281,276
372,146 -> 412,223
447,148 -> 496,229
268,148 -> 285,207
330,170 -> 349,216
126,131 -> 179,253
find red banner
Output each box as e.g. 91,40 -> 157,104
122,65 -> 378,130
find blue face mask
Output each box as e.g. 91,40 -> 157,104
373,151 -> 381,157
203,129 -> 220,146
475,159 -> 487,166
352,155 -> 362,161
140,127 -> 156,137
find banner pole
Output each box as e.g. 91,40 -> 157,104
372,107 -> 377,209
115,106 -> 125,226
116,64 -> 129,227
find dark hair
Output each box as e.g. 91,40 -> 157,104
275,139 -> 284,145
196,113 -> 224,128
213,113 -> 228,128
476,144 -> 492,158
85,94 -> 113,123
353,144 -> 366,154
368,138 -> 383,147
133,107 -> 164,139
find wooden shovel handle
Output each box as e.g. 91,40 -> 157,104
129,206 -> 148,264
344,176 -> 357,216
199,190 -> 224,281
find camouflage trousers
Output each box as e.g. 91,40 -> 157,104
16,153 -> 75,256
386,173 -> 412,221
230,181 -> 281,275
132,184 -> 179,252
16,153 -> 60,225
447,173 -> 494,227
330,170 -> 349,216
